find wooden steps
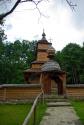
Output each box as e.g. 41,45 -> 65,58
44,94 -> 70,107
47,102 -> 71,107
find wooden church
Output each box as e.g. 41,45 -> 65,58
24,31 -> 66,95
0,31 -> 84,101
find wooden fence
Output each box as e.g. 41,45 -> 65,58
22,91 -> 44,125
66,84 -> 84,99
0,84 -> 41,101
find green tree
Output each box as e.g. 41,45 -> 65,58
55,43 -> 84,84
0,39 -> 37,84
79,44 -> 84,83
0,23 -> 7,83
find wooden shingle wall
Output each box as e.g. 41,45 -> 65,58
38,43 -> 49,50
37,52 -> 48,61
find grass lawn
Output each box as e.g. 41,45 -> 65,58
0,103 -> 47,125
36,103 -> 47,125
71,101 -> 84,124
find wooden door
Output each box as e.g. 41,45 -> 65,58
42,73 -> 51,94
57,81 -> 63,95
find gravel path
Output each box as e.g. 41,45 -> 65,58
40,106 -> 82,125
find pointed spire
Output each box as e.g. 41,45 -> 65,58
42,29 -> 46,40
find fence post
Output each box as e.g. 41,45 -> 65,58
22,92 -> 43,125
3,87 -> 6,101
33,105 -> 36,125
42,91 -> 44,104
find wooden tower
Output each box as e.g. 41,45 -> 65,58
24,31 -> 66,95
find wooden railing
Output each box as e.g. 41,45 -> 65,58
22,91 -> 44,125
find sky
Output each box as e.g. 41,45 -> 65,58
0,0 -> 84,50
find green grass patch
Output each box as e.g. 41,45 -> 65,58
36,103 -> 47,125
0,103 -> 47,125
0,103 -> 31,125
71,100 -> 84,124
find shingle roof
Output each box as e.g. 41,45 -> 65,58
41,60 -> 61,72
32,60 -> 46,64
24,68 -> 41,73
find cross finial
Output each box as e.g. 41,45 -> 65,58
43,28 -> 44,33
49,38 -> 52,43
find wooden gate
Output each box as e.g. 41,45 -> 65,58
42,73 -> 51,94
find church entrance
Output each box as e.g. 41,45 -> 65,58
50,73 -> 64,95
41,72 -> 65,95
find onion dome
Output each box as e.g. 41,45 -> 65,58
42,30 -> 46,40
41,60 -> 61,72
47,45 -> 55,59
38,30 -> 48,43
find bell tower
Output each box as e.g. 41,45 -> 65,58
31,31 -> 52,69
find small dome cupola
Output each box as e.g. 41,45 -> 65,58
37,30 -> 49,43
47,45 -> 55,59
42,29 -> 46,40
41,44 -> 61,72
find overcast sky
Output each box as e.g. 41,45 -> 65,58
1,0 -> 84,50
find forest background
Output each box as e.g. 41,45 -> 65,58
0,25 -> 84,84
